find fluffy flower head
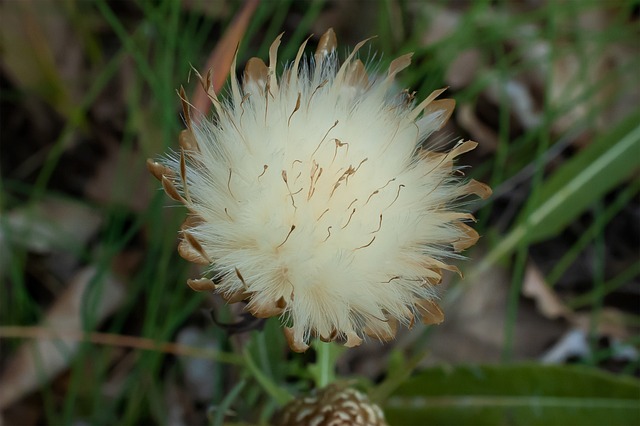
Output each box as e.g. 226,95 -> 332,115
148,29 -> 491,352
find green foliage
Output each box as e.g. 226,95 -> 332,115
491,112 -> 640,260
383,364 -> 640,426
523,113 -> 639,242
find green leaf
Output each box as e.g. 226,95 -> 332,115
483,112 -> 640,268
370,349 -> 429,404
519,112 -> 640,243
383,364 -> 640,426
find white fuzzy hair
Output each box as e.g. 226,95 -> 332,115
156,31 -> 489,351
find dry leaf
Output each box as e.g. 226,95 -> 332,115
2,197 -> 102,254
522,261 -> 572,320
457,104 -> 499,152
423,257 -> 567,363
191,0 -> 259,114
0,198 -> 102,281
0,266 -> 126,409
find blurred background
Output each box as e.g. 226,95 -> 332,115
1,0 -> 638,425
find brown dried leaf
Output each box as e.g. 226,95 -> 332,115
0,266 -> 126,409
1,197 -> 102,255
191,0 -> 259,114
424,259 -> 567,363
457,104 -> 499,152
522,262 -> 572,320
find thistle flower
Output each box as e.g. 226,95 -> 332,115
148,29 -> 491,352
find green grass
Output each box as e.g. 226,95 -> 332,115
1,0 -> 638,424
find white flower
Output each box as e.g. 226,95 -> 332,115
148,29 -> 491,352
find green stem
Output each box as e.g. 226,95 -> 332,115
243,347 -> 292,405
315,339 -> 335,388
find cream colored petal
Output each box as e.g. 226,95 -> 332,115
452,222 -> 480,252
195,67 -> 223,115
409,87 -> 448,120
178,86 -> 193,130
461,179 -> 492,199
344,331 -> 363,348
363,317 -> 397,342
177,237 -> 210,265
229,44 -> 241,104
146,159 -> 173,182
187,277 -> 216,292
334,36 -> 375,84
183,232 -> 212,264
319,328 -> 338,343
220,289 -> 251,304
181,214 -> 204,230
245,297 -> 285,318
344,59 -> 368,88
161,175 -> 186,204
315,28 -> 337,59
415,299 -> 444,325
179,148 -> 192,204
449,140 -> 478,159
387,53 -> 413,81
290,34 -> 312,87
243,57 -> 268,91
423,271 -> 443,286
422,98 -> 456,131
179,129 -> 199,152
424,257 -> 462,278
441,212 -> 476,222
284,327 -> 310,353
268,33 -> 283,91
